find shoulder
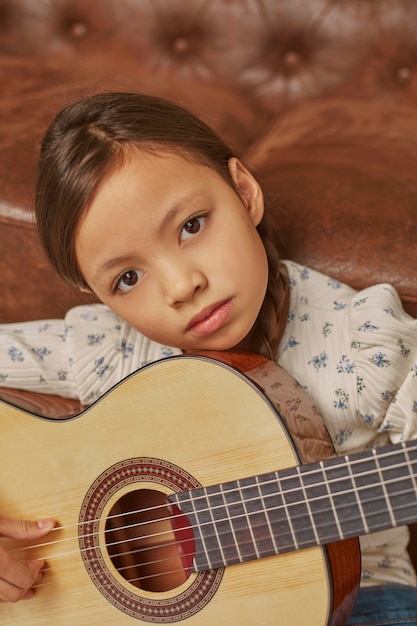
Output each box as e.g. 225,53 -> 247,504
283,260 -> 356,311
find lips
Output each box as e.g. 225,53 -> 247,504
186,299 -> 233,336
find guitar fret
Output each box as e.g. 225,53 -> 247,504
375,446 -> 416,528
275,470 -> 306,551
405,446 -> 417,505
295,465 -> 320,547
187,487 -> 214,571
373,449 -> 396,529
296,462 -> 340,545
219,482 -> 243,565
204,485 -> 227,568
322,458 -> 366,538
346,457 -> 369,534
255,475 -> 279,555
320,460 -> 345,540
238,475 -> 283,559
256,471 -> 299,554
237,479 -> 260,561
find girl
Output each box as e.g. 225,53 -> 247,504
0,92 -> 416,624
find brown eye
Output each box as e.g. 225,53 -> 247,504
122,271 -> 138,286
116,269 -> 143,293
181,216 -> 206,241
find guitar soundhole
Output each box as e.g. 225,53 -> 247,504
80,457 -> 223,621
105,489 -> 195,592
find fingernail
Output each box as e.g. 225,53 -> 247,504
37,518 -> 54,529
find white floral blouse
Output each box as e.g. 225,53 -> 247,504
0,260 -> 416,588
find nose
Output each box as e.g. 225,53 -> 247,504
162,259 -> 207,307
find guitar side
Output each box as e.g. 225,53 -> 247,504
0,354 -> 360,625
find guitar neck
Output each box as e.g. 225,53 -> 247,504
172,439 -> 417,572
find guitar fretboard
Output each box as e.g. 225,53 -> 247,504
171,440 -> 417,572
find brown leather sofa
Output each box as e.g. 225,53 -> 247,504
0,0 -> 416,558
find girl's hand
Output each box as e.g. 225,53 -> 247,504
0,514 -> 55,603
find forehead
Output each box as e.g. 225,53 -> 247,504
76,149 -> 232,251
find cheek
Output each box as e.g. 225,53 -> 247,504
228,229 -> 268,292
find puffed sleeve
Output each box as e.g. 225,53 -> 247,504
0,304 -> 181,405
348,284 -> 417,443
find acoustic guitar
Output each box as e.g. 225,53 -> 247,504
1,352 -> 414,625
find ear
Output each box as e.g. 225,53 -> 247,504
79,286 -> 94,295
228,157 -> 264,226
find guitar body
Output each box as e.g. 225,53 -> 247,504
0,353 -> 360,625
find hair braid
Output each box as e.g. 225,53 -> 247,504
252,217 -> 289,360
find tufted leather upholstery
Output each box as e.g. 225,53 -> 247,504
1,0 -> 417,325
0,0 -> 417,573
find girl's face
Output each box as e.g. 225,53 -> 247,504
75,150 -> 269,352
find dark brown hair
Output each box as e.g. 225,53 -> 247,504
35,91 -> 287,358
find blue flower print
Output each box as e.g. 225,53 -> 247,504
353,297 -> 368,307
118,340 -> 134,359
31,347 -> 51,361
357,375 -> 365,393
57,370 -> 68,381
8,346 -> 24,362
81,312 -> 98,321
58,324 -> 71,342
322,322 -> 334,337
379,419 -> 393,432
336,355 -> 355,374
334,427 -> 353,447
296,266 -> 310,281
37,323 -> 52,333
88,333 -> 105,346
0,373 -> 8,383
284,336 -> 300,350
327,277 -> 342,290
161,347 -> 176,358
299,313 -> 310,322
369,352 -> 390,368
334,388 -> 349,410
358,411 -> 375,427
358,321 -> 379,332
384,307 -> 395,317
93,357 -> 114,378
397,338 -> 410,358
333,301 -> 347,311
308,351 -> 328,371
413,401 -> 417,414
378,556 -> 394,569
381,389 -> 397,403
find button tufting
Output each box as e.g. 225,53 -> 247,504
396,66 -> 411,83
282,50 -> 301,70
69,21 -> 88,39
172,36 -> 190,54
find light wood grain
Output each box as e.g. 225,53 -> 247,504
0,355 -> 337,625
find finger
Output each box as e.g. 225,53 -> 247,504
0,514 -> 55,540
0,548 -> 45,603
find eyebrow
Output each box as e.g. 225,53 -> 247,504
92,190 -> 209,287
157,190 -> 208,234
92,255 -> 137,288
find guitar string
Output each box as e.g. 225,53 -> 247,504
25,488 -> 417,594
9,442 -> 417,560
6,447 -> 417,589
